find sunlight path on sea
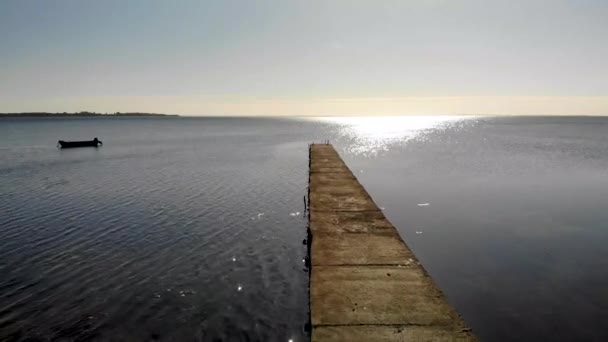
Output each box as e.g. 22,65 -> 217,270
313,116 -> 472,156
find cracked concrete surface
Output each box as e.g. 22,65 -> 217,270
309,144 -> 477,342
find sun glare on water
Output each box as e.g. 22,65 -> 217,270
316,116 -> 470,156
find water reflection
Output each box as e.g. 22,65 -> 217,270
317,116 -> 471,156
4,116 -> 606,341
0,117 -> 312,341
324,116 -> 608,341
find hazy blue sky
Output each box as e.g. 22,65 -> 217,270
1,0 -> 607,115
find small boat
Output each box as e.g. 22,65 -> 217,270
58,138 -> 103,148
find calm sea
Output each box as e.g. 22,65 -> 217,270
1,116 -> 607,341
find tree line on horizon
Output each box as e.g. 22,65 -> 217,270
0,111 -> 177,117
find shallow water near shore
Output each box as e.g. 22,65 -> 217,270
1,116 -> 607,341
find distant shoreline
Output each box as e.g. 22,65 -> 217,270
0,112 -> 179,118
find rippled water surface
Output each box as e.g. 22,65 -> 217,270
1,116 -> 608,341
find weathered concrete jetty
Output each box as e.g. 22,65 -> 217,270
308,144 -> 477,341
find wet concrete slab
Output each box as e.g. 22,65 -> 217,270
310,211 -> 394,234
311,266 -> 457,326
312,233 -> 413,265
309,191 -> 378,211
311,165 -> 353,173
309,144 -> 477,342
313,325 -> 475,342
310,172 -> 358,184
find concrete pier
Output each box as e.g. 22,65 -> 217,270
308,144 -> 477,342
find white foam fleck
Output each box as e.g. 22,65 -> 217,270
417,203 -> 430,206
415,231 -> 423,234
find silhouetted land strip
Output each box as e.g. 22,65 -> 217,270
308,143 -> 477,341
0,112 -> 178,118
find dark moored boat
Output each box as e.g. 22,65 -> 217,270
58,138 -> 103,148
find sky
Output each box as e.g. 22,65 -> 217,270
1,0 -> 607,116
